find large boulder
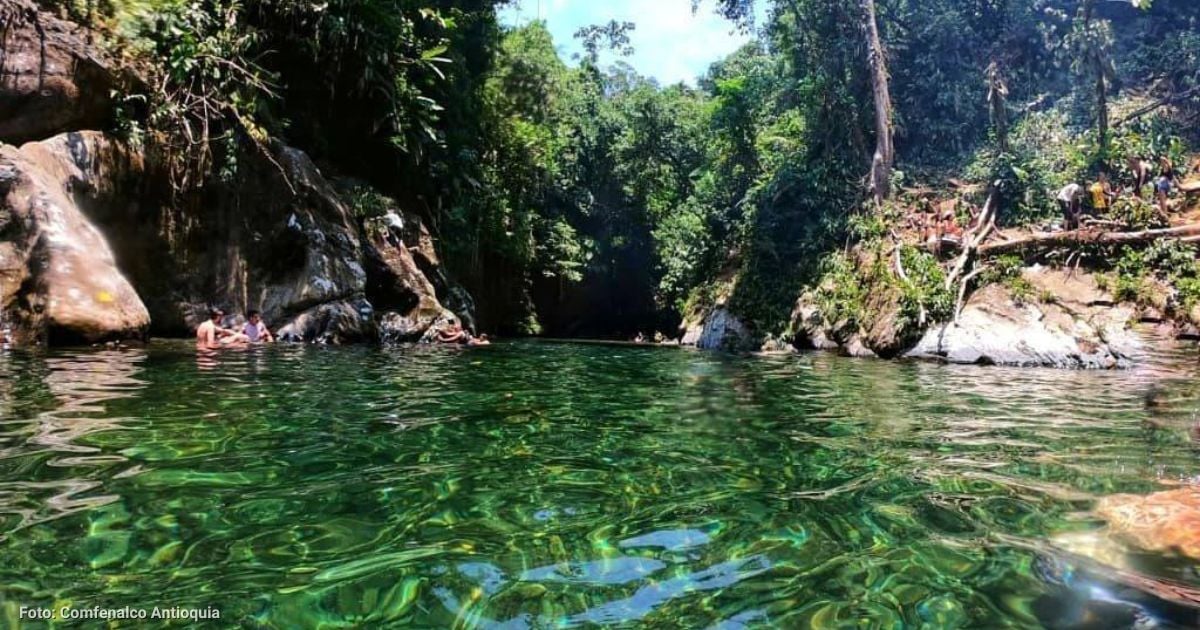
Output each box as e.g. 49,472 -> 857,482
81,138 -> 371,341
681,307 -> 756,351
379,204 -> 477,332
858,283 -> 909,358
0,130 -> 476,346
906,269 -> 1138,368
0,132 -> 149,344
276,298 -> 376,345
0,0 -> 119,144
362,215 -> 457,343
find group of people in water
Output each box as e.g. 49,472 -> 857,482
1056,156 -> 1179,230
195,308 -> 275,347
195,308 -> 489,348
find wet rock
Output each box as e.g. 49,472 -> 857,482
362,215 -> 457,343
0,0 -> 121,144
1095,487 -> 1200,561
681,307 -> 756,351
789,296 -> 822,349
87,138 -> 370,338
391,207 -> 476,331
0,132 -> 148,344
759,335 -> 792,353
906,270 -> 1138,369
276,298 -> 376,344
844,335 -> 878,359
859,283 -> 908,358
790,292 -> 890,357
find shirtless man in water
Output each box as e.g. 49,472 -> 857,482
434,321 -> 491,346
196,308 -> 250,348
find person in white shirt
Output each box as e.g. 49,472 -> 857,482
1057,182 -> 1084,230
242,310 -> 275,343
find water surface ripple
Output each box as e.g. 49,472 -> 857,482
0,340 -> 1198,628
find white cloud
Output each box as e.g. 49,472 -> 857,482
500,0 -> 756,85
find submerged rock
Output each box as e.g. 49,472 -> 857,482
0,132 -> 149,344
1095,487 -> 1200,561
906,270 -> 1138,368
0,0 -> 121,144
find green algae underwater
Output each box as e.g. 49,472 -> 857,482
1,340 -> 1199,628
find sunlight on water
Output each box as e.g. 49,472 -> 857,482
1,340 -> 1199,627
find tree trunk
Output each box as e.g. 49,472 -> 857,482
987,61 -> 1009,153
977,224 -> 1200,257
1082,0 -> 1109,152
1096,55 -> 1109,151
862,0 -> 894,205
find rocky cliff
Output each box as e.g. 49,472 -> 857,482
0,0 -> 472,346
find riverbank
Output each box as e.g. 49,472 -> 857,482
678,150 -> 1200,368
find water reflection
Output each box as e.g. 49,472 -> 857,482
0,350 -> 147,536
0,340 -> 1197,627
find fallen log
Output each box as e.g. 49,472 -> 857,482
978,223 -> 1200,257
1113,86 -> 1200,128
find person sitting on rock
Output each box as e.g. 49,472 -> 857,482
435,322 -> 469,344
196,308 -> 250,348
435,321 -> 491,346
242,310 -> 275,343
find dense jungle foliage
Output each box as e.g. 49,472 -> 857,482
44,0 -> 1200,337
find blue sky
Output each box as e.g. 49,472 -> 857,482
499,0 -> 761,86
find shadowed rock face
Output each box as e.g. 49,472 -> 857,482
0,130 -> 470,346
0,0 -> 119,145
275,298 -> 376,345
0,3 -> 471,346
0,132 -> 149,343
362,215 -> 457,343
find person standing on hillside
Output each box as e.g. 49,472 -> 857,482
1128,156 -> 1153,197
1160,156 -> 1176,181
1057,182 -> 1084,230
1155,171 -> 1174,219
1089,172 -> 1114,216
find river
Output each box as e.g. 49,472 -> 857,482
1,340 -> 1198,627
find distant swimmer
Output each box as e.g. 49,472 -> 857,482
196,308 -> 250,348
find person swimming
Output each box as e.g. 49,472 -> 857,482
196,308 -> 250,348
242,310 -> 275,343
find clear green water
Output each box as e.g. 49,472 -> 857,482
1,340 -> 1199,628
